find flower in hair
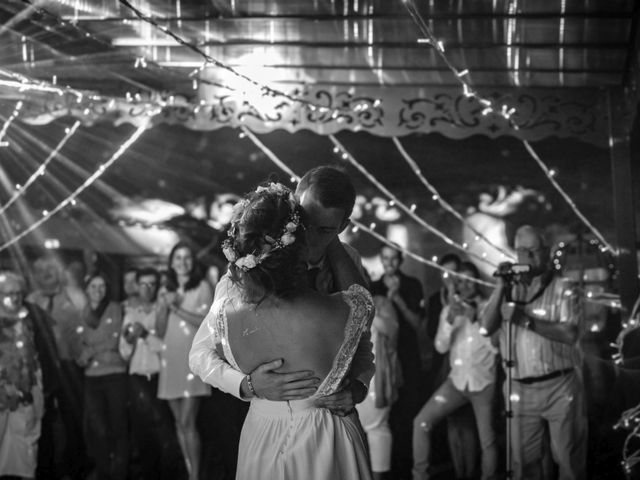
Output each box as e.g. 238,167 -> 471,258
281,233 -> 296,246
285,222 -> 297,233
256,182 -> 288,196
222,182 -> 302,272
235,254 -> 258,271
222,245 -> 237,263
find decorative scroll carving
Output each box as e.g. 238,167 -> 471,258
10,84 -> 608,147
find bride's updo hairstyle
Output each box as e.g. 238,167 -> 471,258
223,182 -> 307,304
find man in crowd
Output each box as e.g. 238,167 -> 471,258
371,244 -> 426,479
480,225 -> 587,480
120,267 -> 186,480
27,255 -> 88,479
122,266 -> 140,311
190,165 -> 374,416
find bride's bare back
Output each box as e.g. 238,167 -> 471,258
225,289 -> 350,379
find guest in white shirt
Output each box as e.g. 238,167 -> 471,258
412,261 -> 498,480
119,267 -> 186,480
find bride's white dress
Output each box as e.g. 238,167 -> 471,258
212,284 -> 375,480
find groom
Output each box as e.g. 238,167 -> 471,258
191,166 -> 374,415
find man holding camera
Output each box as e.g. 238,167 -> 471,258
480,225 -> 587,480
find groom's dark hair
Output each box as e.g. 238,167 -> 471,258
295,166 -> 356,218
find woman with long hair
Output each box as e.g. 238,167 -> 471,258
190,182 -> 374,479
76,272 -> 129,480
412,261 -> 498,480
156,241 -> 213,480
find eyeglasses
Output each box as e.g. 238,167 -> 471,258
138,282 -> 157,288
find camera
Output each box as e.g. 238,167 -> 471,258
493,262 -> 531,282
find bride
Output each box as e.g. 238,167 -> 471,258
190,182 -> 374,479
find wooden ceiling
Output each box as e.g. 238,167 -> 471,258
0,0 -> 636,100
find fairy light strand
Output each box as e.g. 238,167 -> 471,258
522,140 -> 616,254
401,0 -> 615,255
0,121 -> 81,216
614,400 -> 640,475
240,126 -> 494,287
239,126 -> 299,182
0,67 -> 96,102
351,218 -> 495,287
392,137 -> 515,260
0,101 -> 24,146
0,124 -> 147,253
329,134 -> 496,268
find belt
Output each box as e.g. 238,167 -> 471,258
514,367 -> 574,385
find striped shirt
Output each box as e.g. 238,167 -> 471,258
499,274 -> 582,380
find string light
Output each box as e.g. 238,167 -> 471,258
614,401 -> 640,475
401,0 -> 616,257
0,121 -> 81,216
393,137 -> 515,260
9,0 -> 617,292
238,126 -> 299,182
352,218 -> 493,287
0,124 -> 148,253
0,101 -> 24,147
240,126 -> 494,288
522,140 -> 616,254
0,68 -> 86,102
329,134 -> 496,267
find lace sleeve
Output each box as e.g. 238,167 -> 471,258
314,284 -> 375,397
344,284 -> 375,327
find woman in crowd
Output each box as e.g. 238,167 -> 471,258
76,272 -> 129,480
190,182 -> 374,479
412,261 -> 498,480
356,294 -> 401,480
156,241 -> 213,480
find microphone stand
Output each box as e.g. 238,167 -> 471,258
504,283 -> 515,479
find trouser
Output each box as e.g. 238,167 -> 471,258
412,379 -> 498,480
507,371 -> 587,480
84,373 -> 129,480
447,403 -> 480,479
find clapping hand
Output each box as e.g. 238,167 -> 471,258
159,291 -> 182,311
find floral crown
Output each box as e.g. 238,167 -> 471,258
222,183 -> 301,272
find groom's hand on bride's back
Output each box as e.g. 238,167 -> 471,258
242,359 -> 321,401
314,378 -> 367,417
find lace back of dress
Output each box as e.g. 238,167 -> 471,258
313,285 -> 373,398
